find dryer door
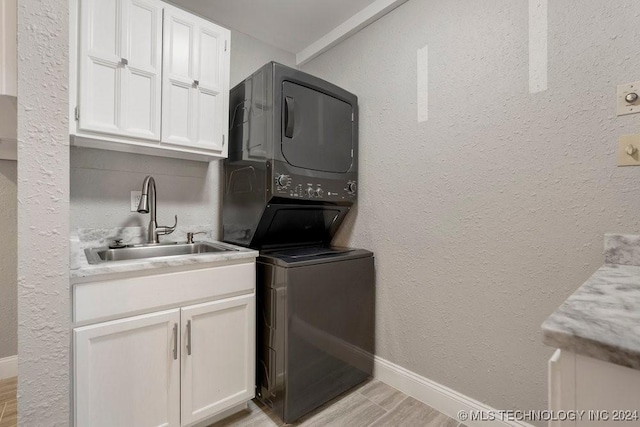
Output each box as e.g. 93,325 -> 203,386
281,81 -> 354,173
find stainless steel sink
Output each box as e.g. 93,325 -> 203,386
84,241 -> 238,265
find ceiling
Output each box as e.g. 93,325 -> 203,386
172,0 -> 379,54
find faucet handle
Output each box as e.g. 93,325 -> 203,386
157,215 -> 178,236
108,239 -> 126,249
186,231 -> 207,244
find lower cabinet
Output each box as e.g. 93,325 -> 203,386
181,295 -> 255,425
74,309 -> 181,427
549,349 -> 640,427
74,293 -> 255,427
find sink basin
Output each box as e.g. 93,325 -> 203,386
85,241 -> 238,265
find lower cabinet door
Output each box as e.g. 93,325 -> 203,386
74,309 -> 181,427
180,294 -> 255,426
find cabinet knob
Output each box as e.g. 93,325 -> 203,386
193,80 -> 199,87
120,58 -> 128,66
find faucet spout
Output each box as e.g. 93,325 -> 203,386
137,175 -> 177,244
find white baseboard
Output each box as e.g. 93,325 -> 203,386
373,356 -> 534,427
0,355 -> 17,380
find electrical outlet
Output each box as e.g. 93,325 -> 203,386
130,191 -> 142,212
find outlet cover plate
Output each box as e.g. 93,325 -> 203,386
130,191 -> 142,212
617,81 -> 640,116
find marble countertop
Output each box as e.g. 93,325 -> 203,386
542,234 -> 640,370
70,225 -> 258,281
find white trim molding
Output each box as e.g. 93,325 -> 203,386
0,355 -> 17,380
373,356 -> 534,427
296,0 -> 408,66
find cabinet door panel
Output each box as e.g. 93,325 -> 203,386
166,81 -> 193,144
181,294 -> 255,426
121,0 -> 162,139
575,353 -> 640,426
162,9 -> 196,146
194,26 -> 227,150
196,88 -> 222,149
127,0 -> 156,67
85,0 -> 119,54
198,29 -> 221,89
84,59 -> 120,131
124,68 -> 156,136
79,0 -> 121,134
168,19 -> 192,78
74,309 -> 181,427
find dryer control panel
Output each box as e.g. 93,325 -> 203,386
274,173 -> 356,201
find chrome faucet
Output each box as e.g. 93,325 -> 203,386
137,176 -> 177,244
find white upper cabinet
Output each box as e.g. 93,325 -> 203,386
0,0 -> 17,97
78,0 -> 162,140
71,0 -> 231,161
162,4 -> 230,155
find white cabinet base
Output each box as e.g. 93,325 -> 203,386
188,402 -> 248,427
74,309 -> 181,427
73,259 -> 256,427
549,349 -> 640,427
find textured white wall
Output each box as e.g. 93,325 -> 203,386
230,29 -> 297,87
70,30 -> 295,234
18,0 -> 70,425
0,160 -> 16,359
302,0 -> 640,413
71,147 -> 221,233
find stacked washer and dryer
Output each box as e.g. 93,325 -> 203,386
222,62 -> 375,424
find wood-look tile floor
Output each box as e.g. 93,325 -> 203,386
0,377 -> 17,427
211,379 -> 467,427
0,376 -> 467,427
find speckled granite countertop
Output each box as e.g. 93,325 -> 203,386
70,226 -> 258,281
542,234 -> 640,370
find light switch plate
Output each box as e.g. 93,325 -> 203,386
617,135 -> 640,166
130,191 -> 142,212
617,81 -> 640,116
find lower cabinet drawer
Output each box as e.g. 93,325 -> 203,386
74,262 -> 255,324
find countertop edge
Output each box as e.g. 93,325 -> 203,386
542,321 -> 640,370
541,261 -> 640,371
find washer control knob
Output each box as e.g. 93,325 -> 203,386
347,182 -> 357,194
305,187 -> 314,197
315,188 -> 324,197
275,174 -> 289,187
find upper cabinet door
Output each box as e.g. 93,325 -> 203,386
161,6 -> 197,146
78,0 -> 121,135
78,0 -> 162,140
194,25 -> 228,151
120,0 -> 162,139
162,5 -> 230,155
